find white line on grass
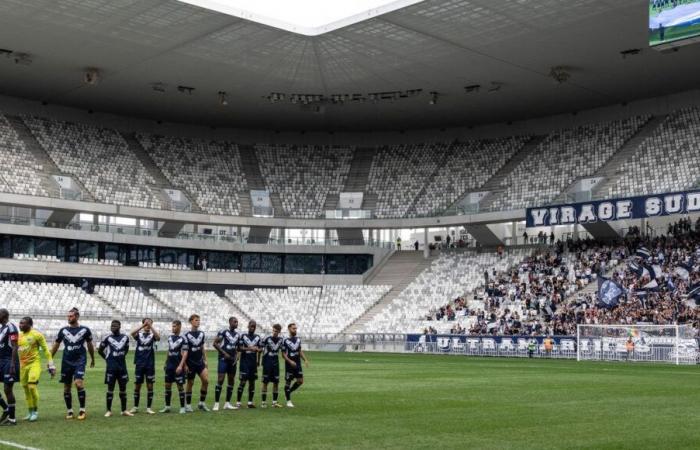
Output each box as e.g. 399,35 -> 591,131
0,439 -> 42,450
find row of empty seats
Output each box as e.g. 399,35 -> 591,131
256,144 -> 353,218
0,114 -> 48,197
137,134 -> 247,216
609,108 -> 700,197
226,285 -> 391,334
14,253 -> 60,262
491,116 -> 649,210
367,143 -> 448,218
24,116 -> 162,209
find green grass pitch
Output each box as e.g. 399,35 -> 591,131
1,352 -> 699,450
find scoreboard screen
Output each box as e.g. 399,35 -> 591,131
650,0 -> 700,47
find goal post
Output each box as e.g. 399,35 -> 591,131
576,324 -> 698,365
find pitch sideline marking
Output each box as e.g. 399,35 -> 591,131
0,439 -> 42,450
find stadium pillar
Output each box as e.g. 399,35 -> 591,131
423,228 -> 429,259
511,221 -> 517,246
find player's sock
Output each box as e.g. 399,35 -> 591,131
64,392 -> 73,410
284,384 -> 291,401
185,391 -> 192,405
237,384 -> 245,402
133,391 -> 140,408
199,389 -> 207,403
28,384 -> 39,412
119,392 -> 127,412
106,391 -> 114,411
290,382 -> 302,393
261,391 -> 267,403
226,385 -> 234,403
248,385 -> 255,403
77,388 -> 86,410
147,390 -> 154,408
178,390 -> 186,408
0,395 -> 7,410
23,386 -> 33,411
7,403 -> 15,420
273,391 -> 279,402
164,388 -> 172,407
215,384 -> 222,402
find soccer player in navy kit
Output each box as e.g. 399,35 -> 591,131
130,318 -> 160,415
282,323 -> 308,408
235,320 -> 261,409
184,314 -> 209,412
98,320 -> 133,417
50,308 -> 95,420
260,323 -> 283,408
212,316 -> 240,411
0,308 -> 19,426
161,320 -> 188,414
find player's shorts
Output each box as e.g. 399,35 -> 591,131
164,365 -> 185,385
134,364 -> 156,384
19,362 -> 42,386
239,362 -> 258,381
0,359 -> 18,385
59,362 -> 85,384
285,361 -> 303,381
217,358 -> 237,376
186,362 -> 206,381
104,368 -> 129,385
262,362 -> 279,384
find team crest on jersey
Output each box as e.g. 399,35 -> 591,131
169,336 -> 184,350
187,332 -> 204,346
139,333 -> 155,345
285,338 -> 301,351
223,331 -> 240,345
62,328 -> 88,344
108,335 -> 129,350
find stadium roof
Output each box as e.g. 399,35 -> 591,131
0,0 -> 698,131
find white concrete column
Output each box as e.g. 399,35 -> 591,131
423,228 -> 430,259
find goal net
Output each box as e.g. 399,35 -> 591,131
577,324 -> 698,365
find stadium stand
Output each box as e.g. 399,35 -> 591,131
136,134 -> 247,215
0,114 -> 49,197
607,108 -> 700,198
255,144 -> 353,218
359,249 -> 532,333
22,116 -> 162,209
490,117 -> 649,210
226,285 -> 391,334
412,137 -> 529,216
150,289 -> 250,332
367,143 -> 448,218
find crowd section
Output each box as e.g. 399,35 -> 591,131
416,224 -> 700,336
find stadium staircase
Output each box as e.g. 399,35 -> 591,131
343,147 -> 377,212
343,251 -> 435,333
6,115 -> 88,200
89,292 -> 129,319
547,116 -> 666,204
474,135 -> 547,211
238,144 -> 269,216
219,293 -> 253,325
122,133 -> 202,212
142,289 -> 184,321
405,141 -> 455,216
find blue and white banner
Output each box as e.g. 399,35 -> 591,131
526,189 -> 700,227
405,334 -> 577,358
